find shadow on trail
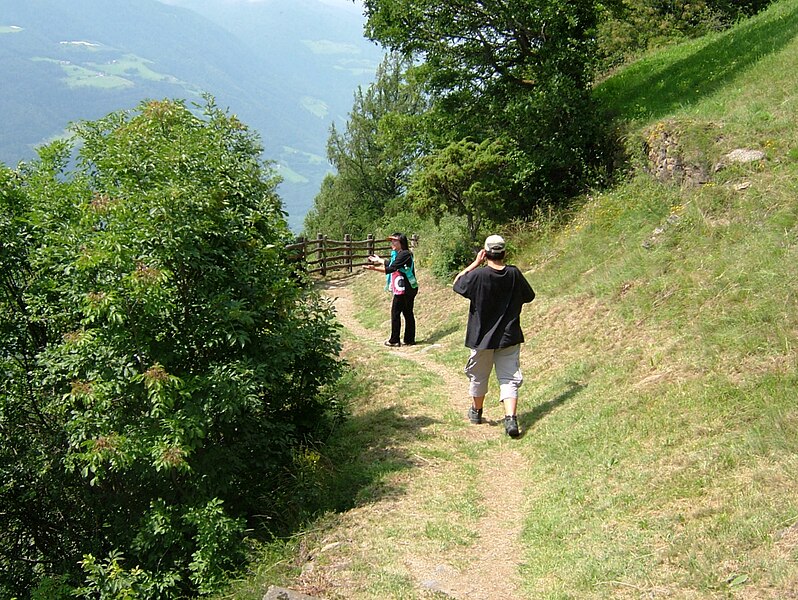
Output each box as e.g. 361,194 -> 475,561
518,381 -> 586,435
314,405 -> 438,514
315,273 -> 361,289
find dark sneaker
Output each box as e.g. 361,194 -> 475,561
504,415 -> 520,438
468,406 -> 483,424
384,340 -> 401,347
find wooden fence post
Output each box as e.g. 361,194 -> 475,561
345,234 -> 352,273
367,233 -> 374,257
411,234 -> 419,249
316,233 -> 326,277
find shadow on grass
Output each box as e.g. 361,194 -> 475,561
596,2 -> 798,121
518,381 -> 586,435
421,323 -> 461,345
314,405 -> 439,514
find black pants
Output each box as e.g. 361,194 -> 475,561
389,286 -> 418,344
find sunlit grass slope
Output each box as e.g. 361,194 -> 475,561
506,0 -> 798,594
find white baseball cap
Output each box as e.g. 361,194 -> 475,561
484,234 -> 506,252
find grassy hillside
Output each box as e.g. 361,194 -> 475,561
223,1 -> 798,597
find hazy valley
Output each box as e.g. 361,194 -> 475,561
0,0 -> 382,229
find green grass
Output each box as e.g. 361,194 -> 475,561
594,0 -> 798,123
220,1 -> 798,597
32,58 -> 133,90
92,54 -> 180,83
32,54 -> 182,90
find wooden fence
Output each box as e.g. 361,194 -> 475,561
286,233 -> 419,276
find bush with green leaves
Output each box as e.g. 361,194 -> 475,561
408,138 -> 513,244
0,98 -> 343,598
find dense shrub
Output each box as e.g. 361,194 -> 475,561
0,98 -> 343,598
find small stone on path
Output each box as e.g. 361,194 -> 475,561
264,585 -> 320,600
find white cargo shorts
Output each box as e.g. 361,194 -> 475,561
464,344 -> 523,400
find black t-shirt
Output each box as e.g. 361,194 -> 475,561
453,265 -> 535,349
384,249 -> 414,275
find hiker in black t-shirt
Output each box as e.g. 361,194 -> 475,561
453,235 -> 535,437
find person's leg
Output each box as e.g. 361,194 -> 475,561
465,349 -> 493,423
402,287 -> 417,344
494,345 -> 523,437
502,396 -> 518,416
388,294 -> 403,344
494,345 -> 523,414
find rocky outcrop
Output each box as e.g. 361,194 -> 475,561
644,121 -> 767,186
713,148 -> 766,172
644,121 -> 710,186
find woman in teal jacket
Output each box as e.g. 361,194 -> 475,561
366,232 -> 418,346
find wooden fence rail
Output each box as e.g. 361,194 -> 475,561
286,233 -> 419,276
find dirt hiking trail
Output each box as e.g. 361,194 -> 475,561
303,276 -> 535,600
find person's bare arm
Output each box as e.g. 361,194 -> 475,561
453,249 -> 486,284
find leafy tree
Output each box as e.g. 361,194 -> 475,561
363,0 -> 598,94
362,0 -> 607,207
304,52 -> 428,238
407,138 -> 512,243
0,98 -> 343,597
303,174 -> 359,238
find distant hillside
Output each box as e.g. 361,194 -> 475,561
0,0 -> 382,229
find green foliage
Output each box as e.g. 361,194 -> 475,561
364,0 -> 598,94
363,0 -> 608,209
595,0 -> 798,122
30,576 -> 74,600
597,0 -> 777,70
74,551 -> 182,599
303,53 -> 428,238
424,220 -> 477,280
0,98 -> 343,597
309,2 -> 616,238
408,138 -> 512,243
